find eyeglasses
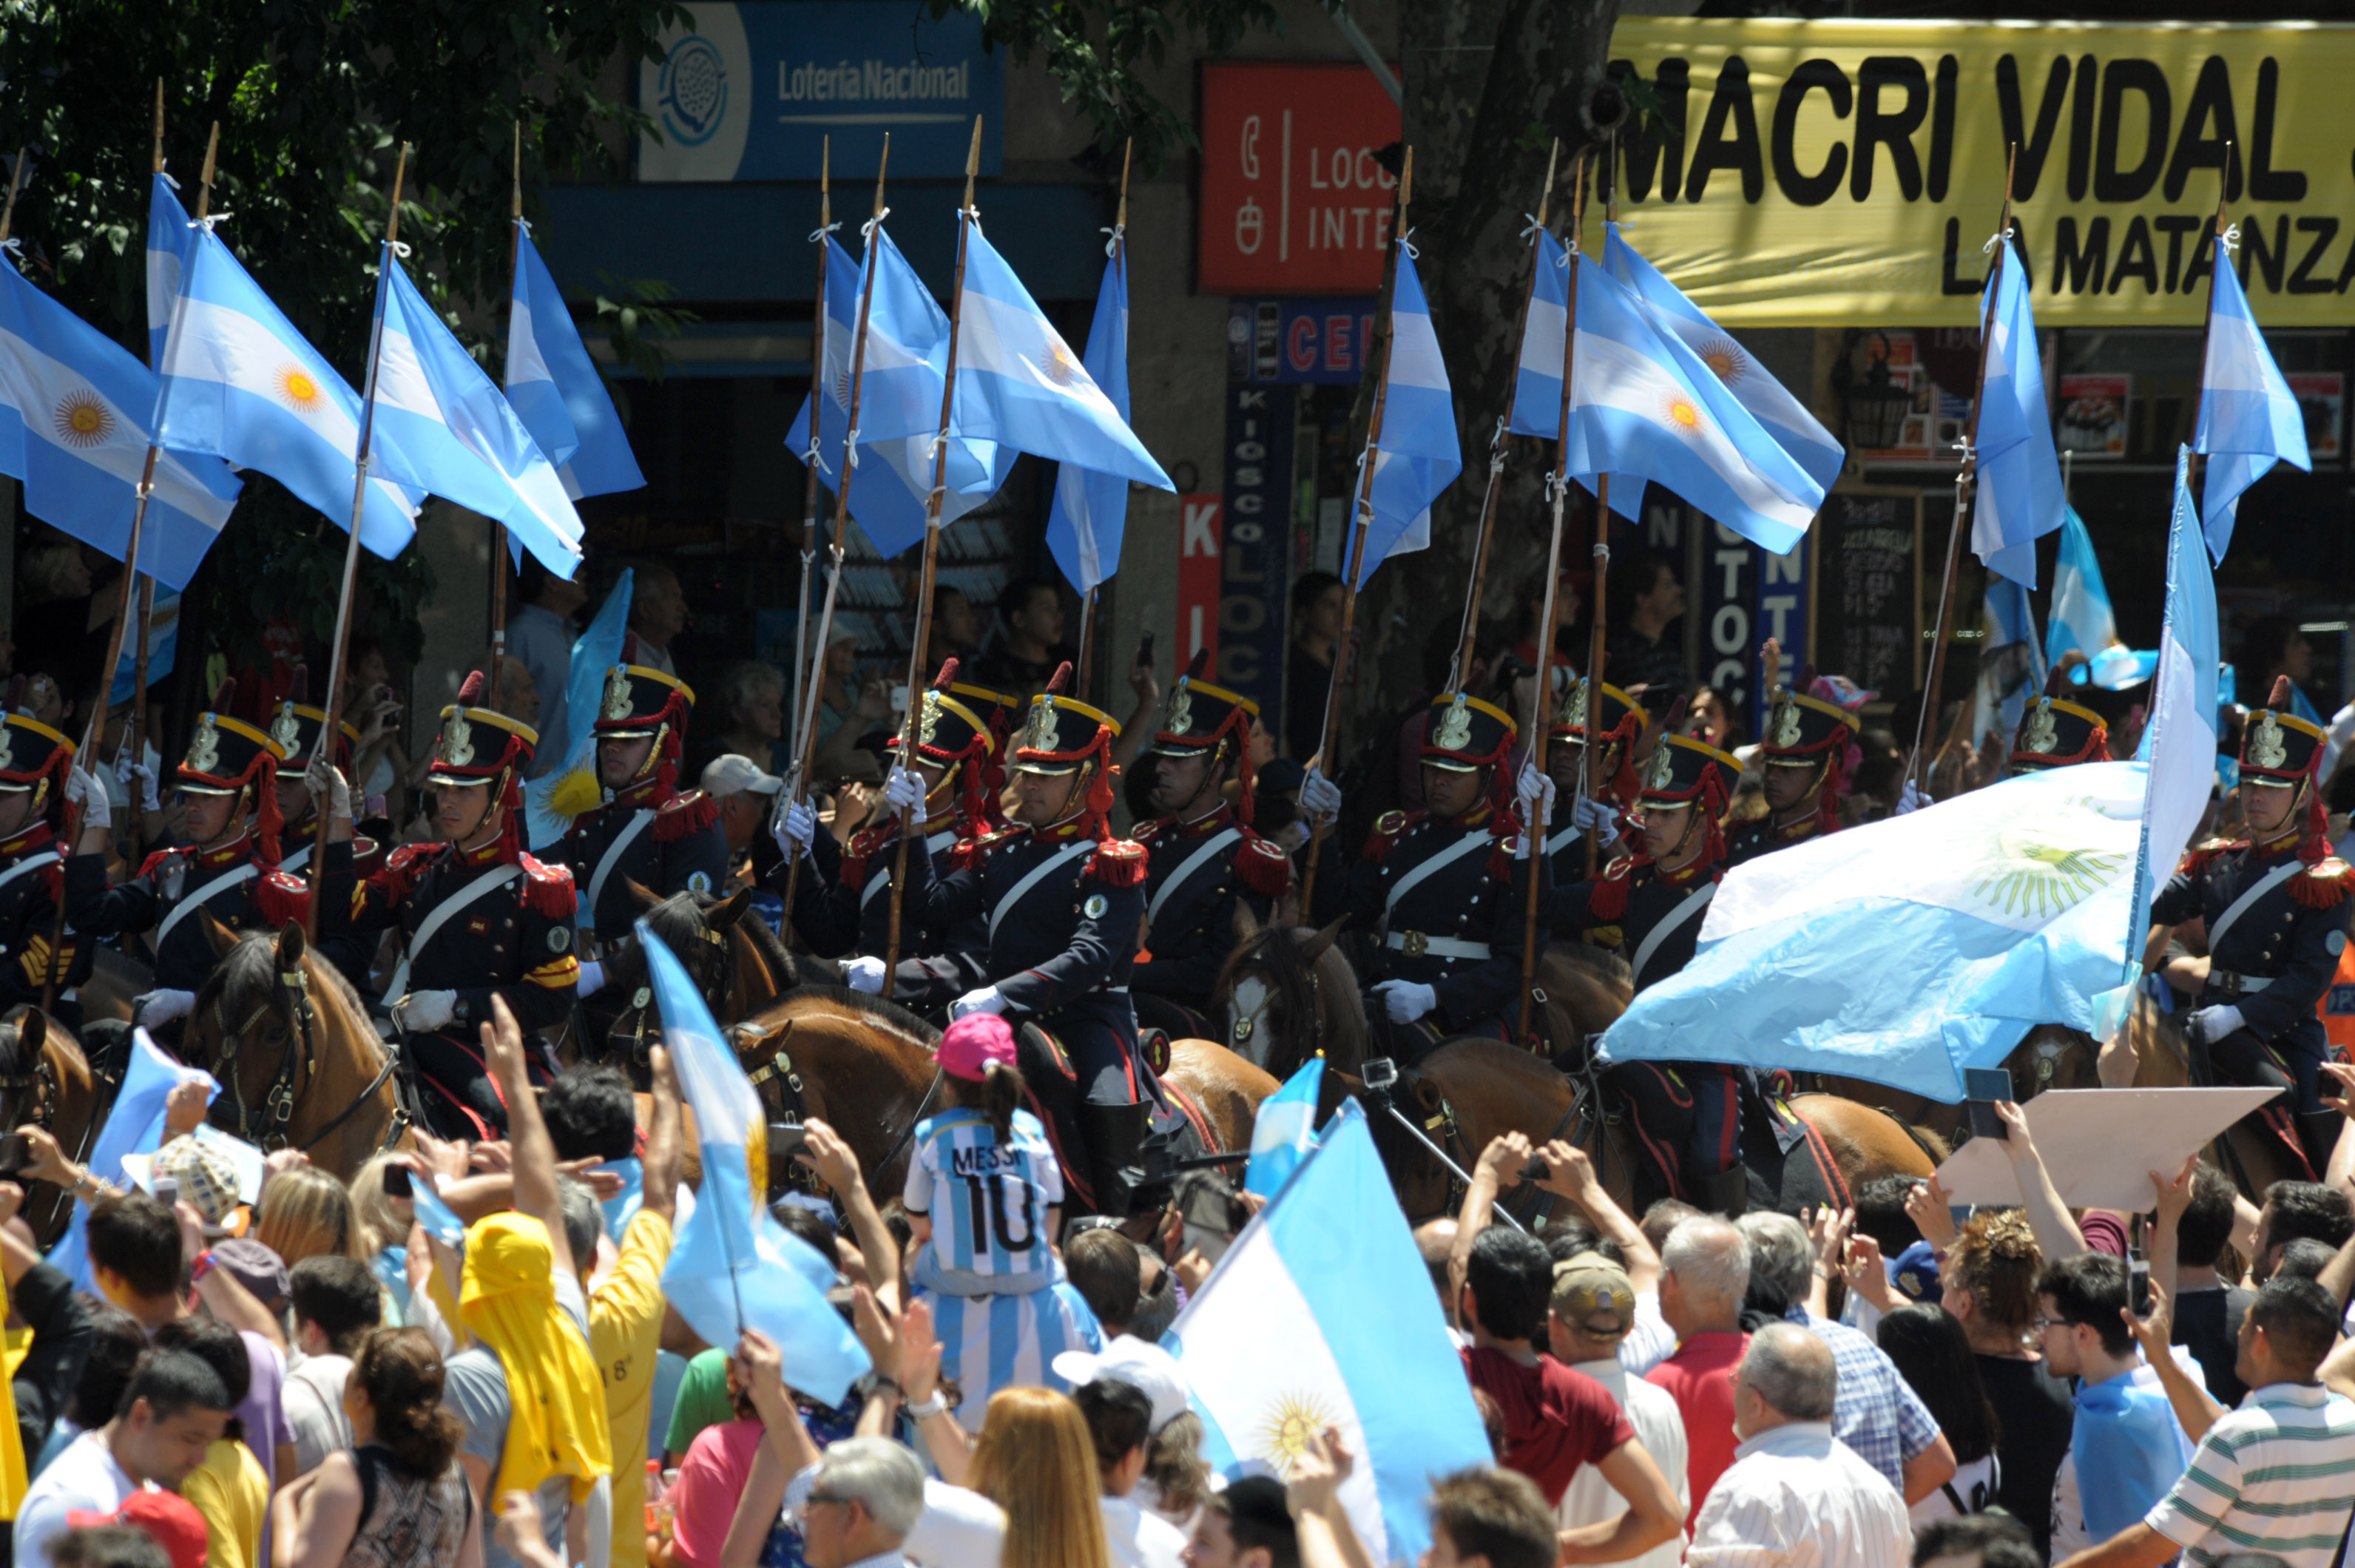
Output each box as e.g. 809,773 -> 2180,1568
2032,1315 -> 2073,1332
805,1495 -> 851,1509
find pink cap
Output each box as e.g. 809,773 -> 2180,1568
939,1013 -> 1017,1082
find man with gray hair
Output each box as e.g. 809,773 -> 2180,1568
1643,1217 -> 1751,1532
1687,1323 -> 1912,1567
789,1437 -> 928,1568
1734,1211 -> 1956,1504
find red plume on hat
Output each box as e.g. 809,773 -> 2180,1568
458,669 -> 486,707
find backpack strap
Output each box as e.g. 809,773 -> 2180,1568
356,1444 -> 382,1528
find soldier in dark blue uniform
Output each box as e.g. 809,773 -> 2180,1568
1541,677 -> 1647,888
1726,669 -> 1856,866
1128,653 -> 1291,1041
0,712 -> 90,1021
340,672 -> 578,1138
897,663 -> 1153,1216
1320,691 -> 1542,1062
1555,720 -> 1747,1212
2157,677 -> 2351,1178
558,664 -> 729,982
266,674 -> 380,995
66,680 -> 318,1044
773,659 -> 999,994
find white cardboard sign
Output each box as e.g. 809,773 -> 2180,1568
1933,1088 -> 2283,1212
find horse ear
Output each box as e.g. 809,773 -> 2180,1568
1300,913 -> 1349,967
19,1009 -> 43,1061
626,878 -> 663,912
1410,1075 -> 1445,1114
199,908 -> 240,959
1231,901 -> 1260,942
710,886 -> 754,930
275,918 -> 307,971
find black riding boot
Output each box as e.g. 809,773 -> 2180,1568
1698,1165 -> 1750,1219
1078,1099 -> 1153,1220
2297,1111 -> 2344,1183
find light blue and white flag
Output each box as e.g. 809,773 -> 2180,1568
145,174 -> 198,370
507,222 -> 644,501
1513,236 -> 1822,552
2046,507 -> 2155,690
1602,223 -> 1845,493
525,568 -> 631,848
371,260 -> 584,577
2196,246 -> 2311,563
0,265 -> 242,589
1972,576 -> 2045,753
645,923 -> 871,1405
1351,241 -> 1462,589
111,587 -> 180,705
1243,1059 -> 1323,1200
1169,1101 -> 1489,1567
1971,242 -> 2065,589
1600,761 -> 2149,1101
1045,239 -> 1133,595
47,1028 -> 217,1288
953,218 -> 1171,492
155,224 -> 422,557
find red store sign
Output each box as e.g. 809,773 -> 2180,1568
1199,63 -> 1403,294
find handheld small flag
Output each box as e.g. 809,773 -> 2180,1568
2196,247 -> 2311,563
525,569 -> 633,848
1243,1059 -> 1323,1199
507,223 -> 644,500
1970,242 -> 2065,589
1044,238 -> 1133,594
1354,242 -> 1462,589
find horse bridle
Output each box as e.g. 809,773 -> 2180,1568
607,924 -> 737,1063
205,965 -> 407,1154
736,1017 -> 946,1197
1226,930 -> 1325,1069
1399,1058 -> 1626,1229
0,1036 -> 59,1140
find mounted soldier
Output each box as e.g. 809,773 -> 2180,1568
1127,652 -> 1291,1041
1543,677 -> 1647,885
1726,663 -> 1856,866
268,669 -> 379,994
896,663 -> 1155,1217
66,680 -> 318,1050
1315,689 -> 1543,1063
2158,677 -> 2351,1179
1553,714 -> 1748,1213
339,672 -> 577,1138
0,707 -> 89,1024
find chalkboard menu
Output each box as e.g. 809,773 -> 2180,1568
1808,487 -> 1922,705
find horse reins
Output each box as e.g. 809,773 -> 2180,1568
206,964 -> 408,1155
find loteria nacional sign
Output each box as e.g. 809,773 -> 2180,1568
1589,19 -> 2355,325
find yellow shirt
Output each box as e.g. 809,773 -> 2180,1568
180,1438 -> 268,1568
592,1207 -> 675,1568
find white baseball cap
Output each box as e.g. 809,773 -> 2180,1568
1052,1335 -> 1191,1433
701,753 -> 785,797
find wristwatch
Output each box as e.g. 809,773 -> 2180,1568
905,1391 -> 949,1420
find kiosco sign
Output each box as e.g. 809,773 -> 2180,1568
1595,19 -> 2355,324
1199,64 -> 1405,294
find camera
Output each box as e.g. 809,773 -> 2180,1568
1363,1057 -> 1399,1092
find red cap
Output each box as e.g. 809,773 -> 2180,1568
70,1491 -> 211,1568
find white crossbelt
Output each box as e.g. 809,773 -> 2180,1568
584,808 -> 656,924
861,828 -> 962,909
155,863 -> 258,953
385,863 -> 524,1001
2206,860 -> 2304,953
1382,828 -> 1495,922
989,839 -> 1098,941
0,851 -> 59,896
1384,931 -> 1493,962
1630,882 -> 1715,987
1147,827 -> 1243,926
1544,824 -> 1584,859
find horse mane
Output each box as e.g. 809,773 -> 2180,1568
740,984 -> 942,1052
202,930 -> 379,1053
1544,938 -> 1633,993
642,889 -> 802,992
0,1006 -> 40,1080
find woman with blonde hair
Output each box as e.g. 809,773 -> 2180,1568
964,1387 -> 1112,1568
257,1165 -> 368,1268
347,1152 -> 416,1323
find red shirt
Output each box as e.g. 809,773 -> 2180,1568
1462,1346 -> 1636,1505
1644,1330 -> 1748,1530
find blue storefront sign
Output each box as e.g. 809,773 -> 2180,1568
638,2 -> 1004,182
1226,297 -> 1379,385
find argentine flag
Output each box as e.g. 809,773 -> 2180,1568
370,260 -> 584,577
525,569 -> 632,848
0,265 -> 242,589
1170,1101 -> 1489,1567
507,223 -> 644,501
1602,223 -> 1845,494
2048,508 -> 2154,690
1353,243 -> 1462,589
146,175 -> 198,370
1601,760 -> 2150,1101
1971,242 -> 2065,589
2196,247 -> 2311,563
1243,1058 -> 1323,1199
47,1028 -> 216,1289
785,232 -> 1010,558
1044,240 -> 1133,595
644,922 -> 871,1406
155,224 -> 421,558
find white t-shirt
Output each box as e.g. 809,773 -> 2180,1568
1101,1493 -> 1187,1568
1909,1453 -> 1999,1526
14,1430 -> 146,1568
1559,1358 -> 1687,1568
902,1478 -> 1008,1568
283,1351 -> 356,1477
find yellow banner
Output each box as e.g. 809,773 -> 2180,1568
1589,19 -> 2355,325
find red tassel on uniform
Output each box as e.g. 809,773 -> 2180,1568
1085,838 -> 1149,887
252,870 -> 311,928
518,854 -> 578,919
1364,811 -> 1415,864
652,789 -> 720,842
1236,835 -> 1293,897
1588,856 -> 1635,922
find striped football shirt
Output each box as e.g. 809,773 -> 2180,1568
2144,1382 -> 2355,1568
904,1106 -> 1064,1290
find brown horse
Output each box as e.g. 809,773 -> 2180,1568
181,917 -> 413,1178
2112,993 -> 2310,1200
0,1008 -> 107,1246
1804,1023 -> 2109,1138
584,884 -> 799,1078
1351,1038 -> 1942,1224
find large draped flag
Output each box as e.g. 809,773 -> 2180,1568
369,260 -> 584,577
1599,760 -> 2149,1101
1601,223 -> 1845,494
1351,242 -> 1461,589
47,1028 -> 215,1288
1169,1101 -> 1488,1566
155,223 -> 422,558
1970,241 -> 2065,589
507,222 -> 644,501
0,264 -> 242,589
2047,507 -> 2155,691
526,569 -> 632,848
784,231 -> 1009,558
645,923 -> 870,1405
1512,233 -> 1822,552
1044,238 -> 1133,594
2196,246 -> 2311,563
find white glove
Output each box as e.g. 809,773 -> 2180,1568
305,755 -> 353,822
1372,979 -> 1438,1025
576,959 -> 607,999
116,754 -> 161,814
132,988 -> 197,1027
845,956 -> 888,995
1301,768 -> 1342,827
774,799 -> 817,859
393,990 -> 459,1034
1515,763 -> 1555,828
1570,794 -> 1619,845
2190,1004 -> 2246,1045
950,986 -> 1007,1019
67,766 -> 109,831
883,766 -> 926,814
1896,780 -> 1930,817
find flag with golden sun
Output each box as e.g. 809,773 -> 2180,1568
0,259 -> 240,589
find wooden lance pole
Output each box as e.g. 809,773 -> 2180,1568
788,138 -> 834,770
1072,138 -> 1132,700
488,124 -> 524,715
